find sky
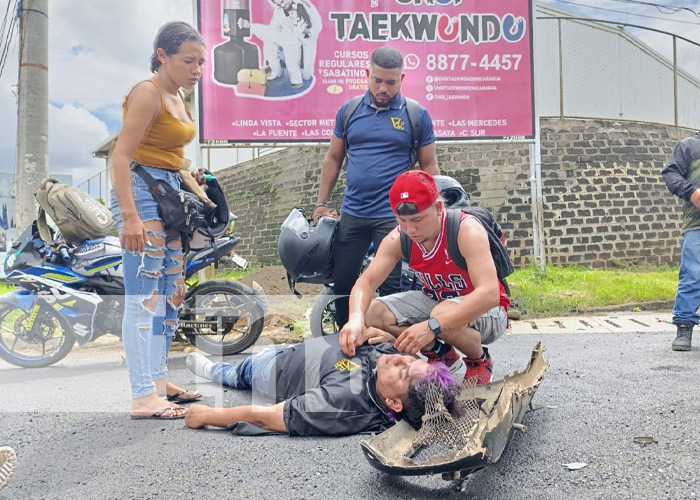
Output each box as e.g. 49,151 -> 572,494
0,0 -> 699,190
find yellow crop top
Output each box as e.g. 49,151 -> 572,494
123,79 -> 196,171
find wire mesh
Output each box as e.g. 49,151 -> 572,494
535,16 -> 700,130
408,376 -> 482,463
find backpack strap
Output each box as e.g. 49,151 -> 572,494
447,207 -> 512,295
446,209 -> 468,270
403,97 -> 422,169
401,210 -> 465,268
400,231 -> 412,263
341,95 -> 364,158
36,178 -> 59,244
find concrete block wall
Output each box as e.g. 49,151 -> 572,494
539,119 -> 687,267
215,118 -> 692,268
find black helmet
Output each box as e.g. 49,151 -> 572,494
189,175 -> 233,250
278,208 -> 337,284
434,175 -> 470,208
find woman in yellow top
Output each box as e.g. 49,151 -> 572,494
111,21 -> 205,420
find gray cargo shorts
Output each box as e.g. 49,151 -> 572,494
374,290 -> 507,344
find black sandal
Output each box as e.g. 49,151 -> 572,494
166,390 -> 202,404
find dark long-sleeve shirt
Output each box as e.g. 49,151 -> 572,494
662,132 -> 700,233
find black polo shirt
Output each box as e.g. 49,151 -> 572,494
274,335 -> 398,437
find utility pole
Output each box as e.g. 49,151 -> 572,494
14,0 -> 48,231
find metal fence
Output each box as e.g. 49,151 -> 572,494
535,15 -> 700,129
76,146 -> 282,203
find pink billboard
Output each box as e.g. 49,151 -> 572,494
197,0 -> 534,143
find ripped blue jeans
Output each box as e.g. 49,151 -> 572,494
112,165 -> 185,398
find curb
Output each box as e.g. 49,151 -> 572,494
509,300 -> 674,321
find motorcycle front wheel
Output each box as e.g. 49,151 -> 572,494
181,280 -> 265,355
310,287 -> 340,338
0,302 -> 75,368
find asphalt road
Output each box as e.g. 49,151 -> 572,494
2,328 -> 699,500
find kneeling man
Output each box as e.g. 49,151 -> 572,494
339,170 -> 509,384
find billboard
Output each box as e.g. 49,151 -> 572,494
197,0 -> 534,143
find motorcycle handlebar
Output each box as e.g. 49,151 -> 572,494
59,246 -> 70,262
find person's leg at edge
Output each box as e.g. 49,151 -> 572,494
122,221 -> 181,417
372,217 -> 402,297
332,214 -> 373,328
671,229 -> 700,350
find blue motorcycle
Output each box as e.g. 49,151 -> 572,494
0,221 -> 266,368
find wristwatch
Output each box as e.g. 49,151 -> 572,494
428,317 -> 442,337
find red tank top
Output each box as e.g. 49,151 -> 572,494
404,211 -> 510,310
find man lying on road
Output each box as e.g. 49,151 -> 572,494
183,334 -> 461,436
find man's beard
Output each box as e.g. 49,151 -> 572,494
370,92 -> 391,109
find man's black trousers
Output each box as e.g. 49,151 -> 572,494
331,213 -> 402,328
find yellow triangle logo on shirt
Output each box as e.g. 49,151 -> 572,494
335,359 -> 361,371
391,117 -> 405,131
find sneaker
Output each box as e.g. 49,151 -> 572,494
186,353 -> 214,380
422,345 -> 466,379
464,347 -> 493,385
672,323 -> 693,351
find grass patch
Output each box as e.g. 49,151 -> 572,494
508,264 -> 678,318
0,281 -> 14,295
217,264 -> 262,281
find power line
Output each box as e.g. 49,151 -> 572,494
0,0 -> 19,78
606,0 -> 700,18
549,0 -> 700,25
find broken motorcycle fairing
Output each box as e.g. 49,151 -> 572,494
359,342 -> 547,480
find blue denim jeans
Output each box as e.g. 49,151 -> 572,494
209,348 -> 285,398
672,229 -> 700,325
111,166 -> 185,398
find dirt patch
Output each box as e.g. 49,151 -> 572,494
238,265 -> 324,297
238,265 -> 324,343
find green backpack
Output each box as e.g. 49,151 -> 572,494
35,178 -> 113,245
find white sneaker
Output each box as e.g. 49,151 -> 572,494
186,353 -> 214,380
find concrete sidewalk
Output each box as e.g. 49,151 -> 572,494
509,310 -> 674,335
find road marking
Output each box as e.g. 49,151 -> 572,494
508,313 -> 674,334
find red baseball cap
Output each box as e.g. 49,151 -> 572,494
389,170 -> 439,214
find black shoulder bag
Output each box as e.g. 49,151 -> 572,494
132,163 -> 205,237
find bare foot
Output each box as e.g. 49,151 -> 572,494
184,404 -> 209,429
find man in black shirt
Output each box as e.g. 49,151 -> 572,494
183,335 -> 460,436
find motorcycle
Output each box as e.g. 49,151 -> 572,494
0,221 -> 266,368
309,244 -> 416,338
